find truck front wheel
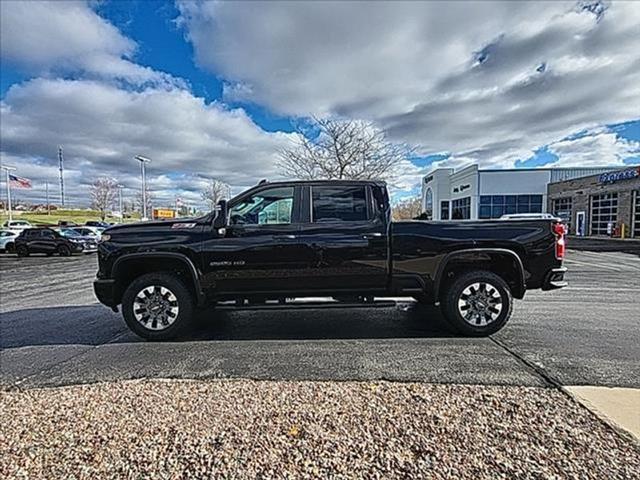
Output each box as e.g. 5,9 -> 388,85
121,272 -> 194,341
441,270 -> 513,336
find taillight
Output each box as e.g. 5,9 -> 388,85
553,222 -> 566,260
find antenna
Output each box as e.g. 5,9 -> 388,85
58,146 -> 65,207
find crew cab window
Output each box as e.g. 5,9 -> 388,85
312,186 -> 368,222
229,187 -> 294,225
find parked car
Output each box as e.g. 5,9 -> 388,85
2,220 -> 32,230
94,180 -> 568,341
86,220 -> 111,229
58,228 -> 98,253
500,213 -> 556,220
57,220 -> 78,227
0,229 -> 20,252
71,226 -> 103,240
15,228 -> 97,256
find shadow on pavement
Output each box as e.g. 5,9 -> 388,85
0,302 -> 455,349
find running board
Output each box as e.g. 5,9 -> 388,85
214,298 -> 402,311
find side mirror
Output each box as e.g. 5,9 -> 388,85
213,199 -> 229,229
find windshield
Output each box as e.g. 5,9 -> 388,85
60,229 -> 81,237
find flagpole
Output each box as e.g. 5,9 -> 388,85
1,165 -> 16,222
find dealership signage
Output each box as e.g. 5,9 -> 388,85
598,167 -> 640,184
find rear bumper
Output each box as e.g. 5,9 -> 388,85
541,267 -> 568,290
94,278 -> 117,307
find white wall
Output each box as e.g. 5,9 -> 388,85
423,168 -> 453,219
479,170 -> 552,213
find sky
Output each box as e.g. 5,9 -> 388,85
1,0 -> 639,209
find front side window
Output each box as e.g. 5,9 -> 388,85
312,186 -> 368,222
42,230 -> 55,239
229,187 -> 294,225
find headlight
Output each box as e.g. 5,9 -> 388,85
69,238 -> 81,243
99,234 -> 111,243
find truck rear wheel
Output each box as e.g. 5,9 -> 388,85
440,270 -> 513,336
122,272 -> 194,341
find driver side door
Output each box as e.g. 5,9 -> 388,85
201,185 -> 308,295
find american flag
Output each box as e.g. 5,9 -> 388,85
9,173 -> 32,189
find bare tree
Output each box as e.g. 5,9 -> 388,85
392,197 -> 422,221
278,117 -> 411,181
201,179 -> 229,211
90,177 -> 119,220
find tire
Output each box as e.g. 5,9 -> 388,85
440,270 -> 513,336
5,243 -> 14,253
58,244 -> 71,257
16,245 -> 29,257
121,272 -> 195,341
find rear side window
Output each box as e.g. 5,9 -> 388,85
312,186 -> 369,222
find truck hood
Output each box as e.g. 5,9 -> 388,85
106,217 -> 203,232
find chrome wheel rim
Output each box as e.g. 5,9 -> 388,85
457,282 -> 503,327
133,285 -> 179,331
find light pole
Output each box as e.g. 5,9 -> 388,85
1,165 -> 17,221
117,184 -> 124,219
134,155 -> 151,220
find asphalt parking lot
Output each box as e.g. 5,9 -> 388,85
1,250 -> 639,389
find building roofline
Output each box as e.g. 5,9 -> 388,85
423,165 -> 638,177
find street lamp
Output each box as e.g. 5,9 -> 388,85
134,155 -> 151,220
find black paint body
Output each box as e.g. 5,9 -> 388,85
94,180 -> 565,308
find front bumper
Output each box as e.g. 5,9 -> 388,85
94,278 -> 117,307
541,267 -> 568,290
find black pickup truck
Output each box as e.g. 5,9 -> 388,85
94,180 -> 567,340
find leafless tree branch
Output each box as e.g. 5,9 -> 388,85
278,117 -> 412,181
90,177 -> 119,221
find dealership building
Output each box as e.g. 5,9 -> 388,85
547,166 -> 640,238
421,165 -> 613,221
421,164 -> 640,237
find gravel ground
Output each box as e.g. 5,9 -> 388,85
1,380 -> 638,479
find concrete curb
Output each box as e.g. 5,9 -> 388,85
561,386 -> 640,448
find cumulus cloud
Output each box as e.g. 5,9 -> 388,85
178,0 -> 640,167
0,0 -> 183,88
0,79 -> 297,208
548,128 -> 640,167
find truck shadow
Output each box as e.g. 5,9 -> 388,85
190,303 -> 455,341
0,303 -> 455,348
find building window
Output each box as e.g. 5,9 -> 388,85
424,188 -> 433,220
590,192 -> 618,236
451,197 -> 471,219
552,197 -> 573,229
479,194 -> 543,219
633,190 -> 640,238
440,200 -> 449,220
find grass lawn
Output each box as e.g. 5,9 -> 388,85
1,210 -> 140,227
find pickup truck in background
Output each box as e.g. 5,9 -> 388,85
94,180 -> 567,340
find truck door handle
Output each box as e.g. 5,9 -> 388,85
362,233 -> 383,240
274,234 -> 297,240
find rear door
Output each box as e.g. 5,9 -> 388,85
295,184 -> 388,292
39,229 -> 58,253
